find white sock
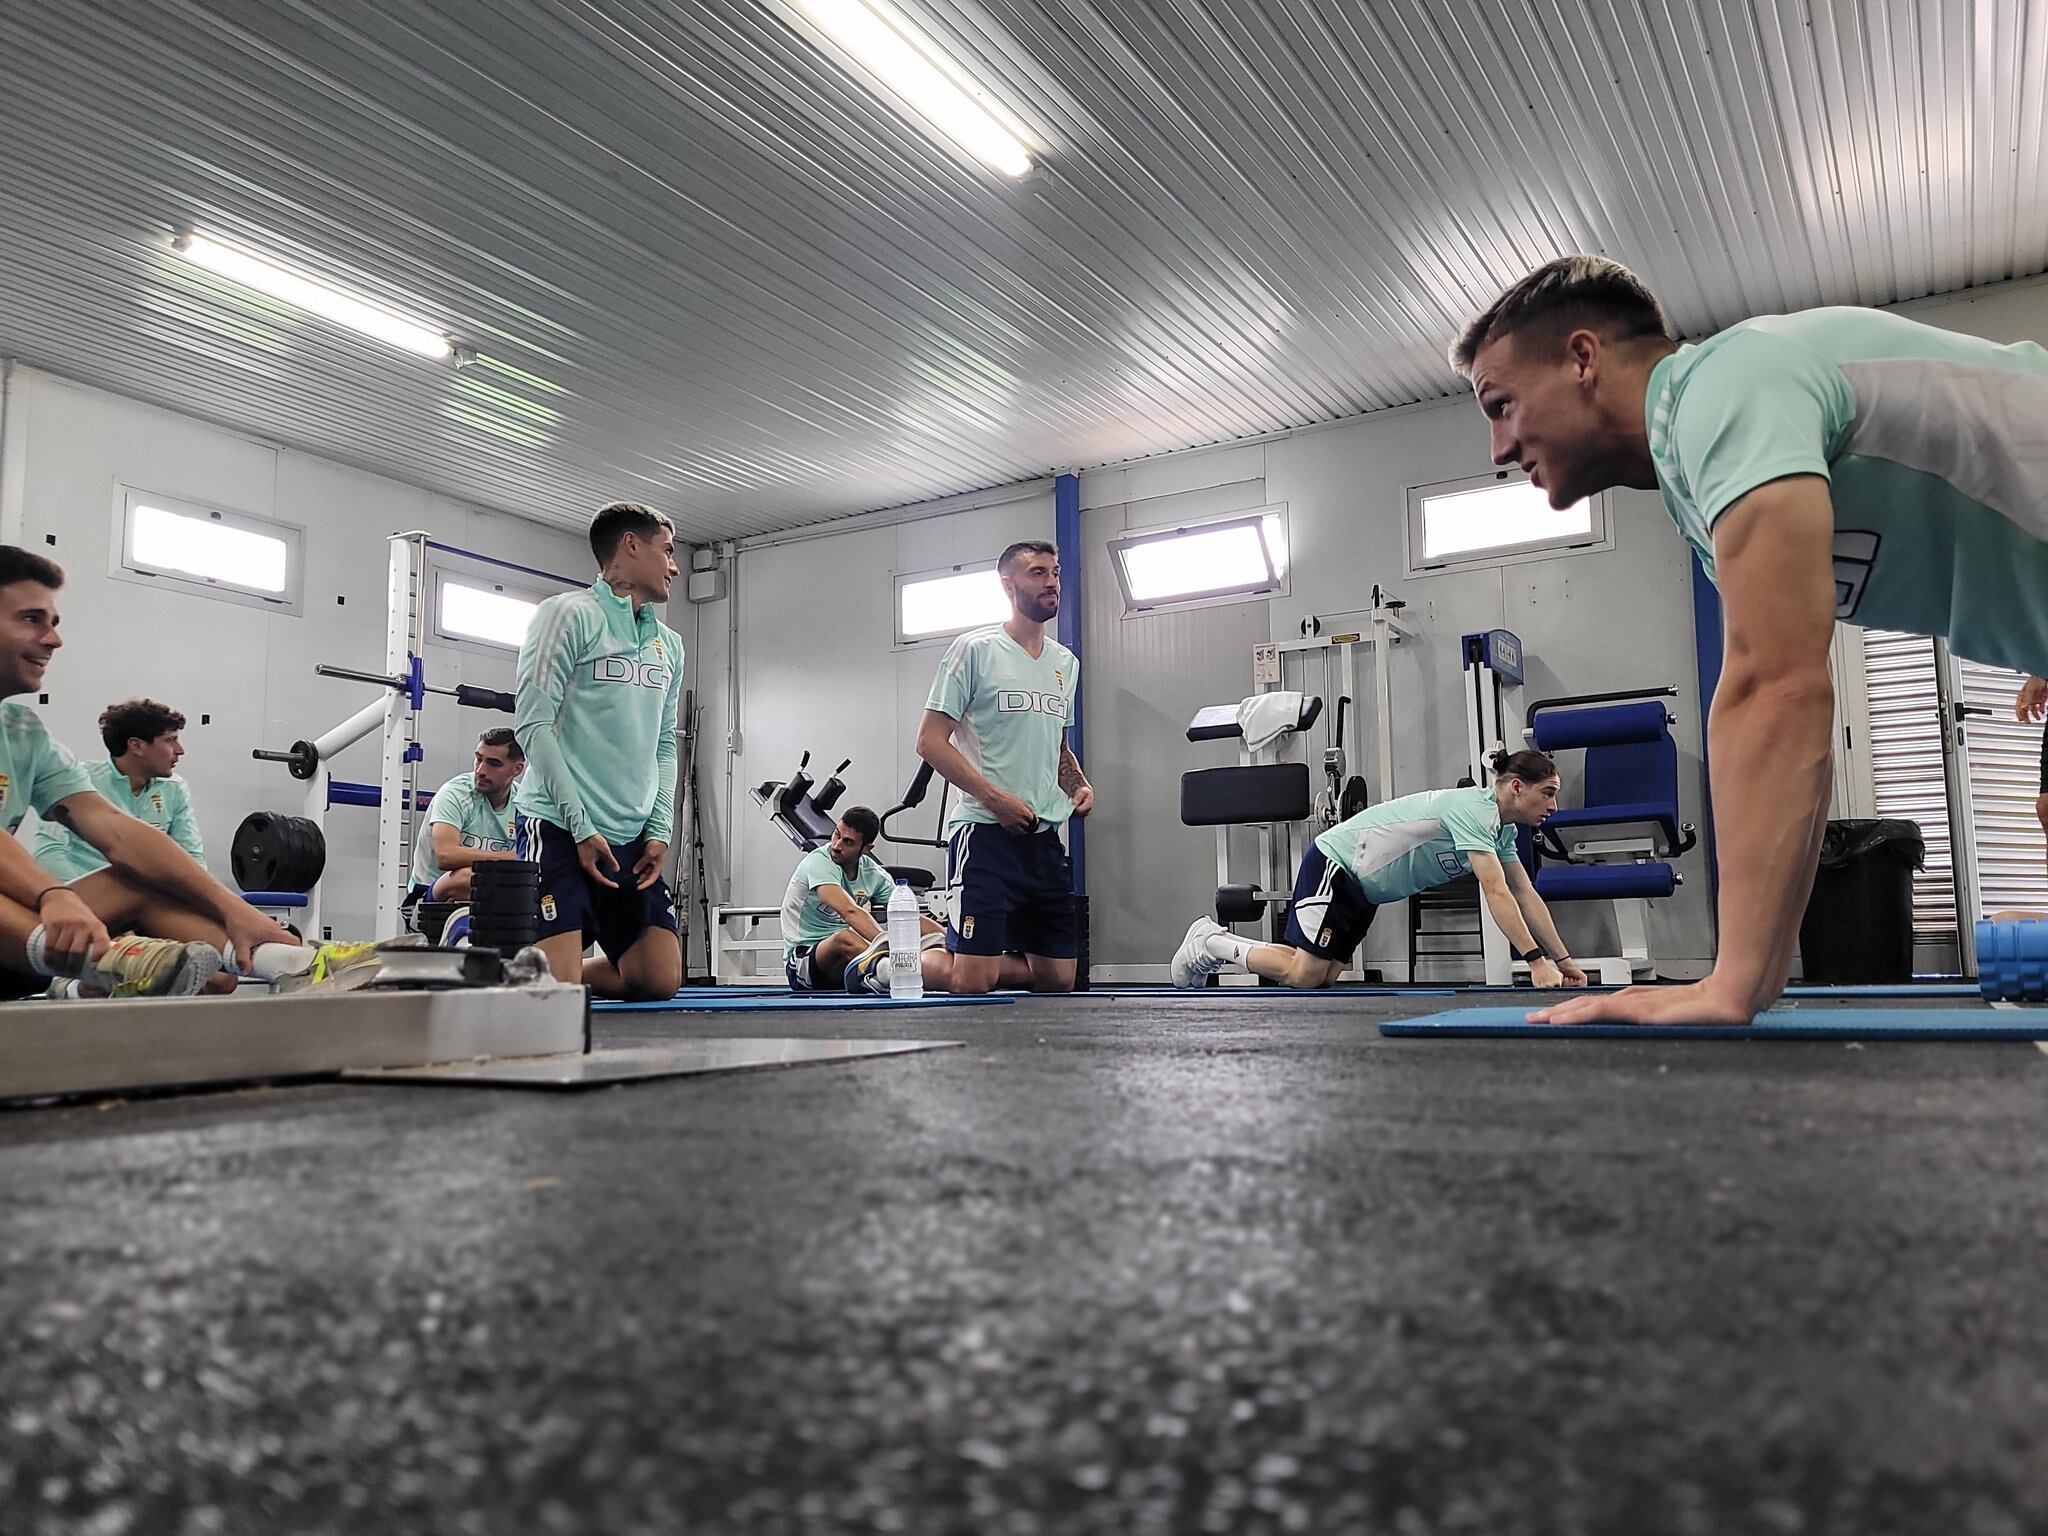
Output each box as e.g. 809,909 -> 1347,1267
225,941 -> 318,979
28,927 -> 125,992
1206,929 -> 1255,966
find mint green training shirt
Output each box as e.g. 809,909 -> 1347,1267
1313,784 -> 1519,905
0,705 -> 99,844
514,580 -> 684,846
779,847 -> 896,965
31,757 -> 205,881
1647,306 -> 2048,673
925,625 -> 1079,836
409,771 -> 518,891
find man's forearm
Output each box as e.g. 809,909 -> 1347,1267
0,833 -> 63,909
518,721 -> 594,841
1058,743 -> 1087,796
99,819 -> 248,924
1480,882 -> 1539,953
438,844 -> 517,872
1516,892 -> 1570,959
920,734 -> 1004,808
1705,669 -> 1834,1006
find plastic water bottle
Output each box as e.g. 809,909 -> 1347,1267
887,880 -> 923,1000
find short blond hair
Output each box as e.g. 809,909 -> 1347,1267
1450,255 -> 1670,376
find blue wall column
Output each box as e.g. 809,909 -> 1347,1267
1054,472 -> 1084,894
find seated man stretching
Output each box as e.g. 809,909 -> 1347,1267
0,547 -> 348,998
409,728 -> 524,904
33,697 -> 209,880
779,806 -> 950,993
1171,750 -> 1588,991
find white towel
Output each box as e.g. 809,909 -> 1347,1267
1237,690 -> 1305,753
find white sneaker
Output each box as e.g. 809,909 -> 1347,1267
1171,917 -> 1231,989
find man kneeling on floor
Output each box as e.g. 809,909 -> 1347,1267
1171,749 -> 1590,991
0,547 -> 368,998
779,805 -> 959,994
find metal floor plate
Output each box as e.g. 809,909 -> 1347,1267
345,1037 -> 962,1090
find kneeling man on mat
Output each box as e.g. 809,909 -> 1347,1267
1172,750 -> 1588,992
514,502 -> 684,1000
781,806 -> 950,993
1456,255 -> 2048,1022
0,547 -> 369,999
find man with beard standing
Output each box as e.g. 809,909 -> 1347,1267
915,540 -> 1092,994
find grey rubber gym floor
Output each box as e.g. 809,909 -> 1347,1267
3,991 -> 2046,1535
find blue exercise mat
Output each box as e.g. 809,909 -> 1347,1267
595,992 -> 1014,1013
1781,982 -> 1980,998
1380,1005 -> 2048,1040
1083,985 -> 1458,999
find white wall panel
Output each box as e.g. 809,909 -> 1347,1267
6,368 -> 589,941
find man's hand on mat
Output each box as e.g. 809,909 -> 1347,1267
1530,957 -> 1564,988
38,887 -> 110,970
578,835 -> 621,890
632,839 -> 669,891
1557,958 -> 1589,987
1528,978 -> 1756,1026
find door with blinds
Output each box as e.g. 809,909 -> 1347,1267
1854,628 -> 2048,972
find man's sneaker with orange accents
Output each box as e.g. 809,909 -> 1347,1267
91,934 -> 222,998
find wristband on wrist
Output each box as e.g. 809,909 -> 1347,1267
32,885 -> 66,911
1515,945 -> 1546,964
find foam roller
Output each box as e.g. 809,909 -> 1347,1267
1975,918 -> 2048,1001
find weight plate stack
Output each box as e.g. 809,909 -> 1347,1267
230,812 -> 327,894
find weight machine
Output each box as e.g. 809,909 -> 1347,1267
247,531 -> 578,939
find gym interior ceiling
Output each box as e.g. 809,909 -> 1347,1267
1,1 -> 2042,544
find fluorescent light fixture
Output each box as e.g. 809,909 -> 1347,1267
796,0 -> 1034,176
441,580 -> 542,649
898,565 -> 1008,640
1419,479 -> 1586,561
1110,515 -> 1288,612
176,232 -> 453,358
131,503 -> 290,593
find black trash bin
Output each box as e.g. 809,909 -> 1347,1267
1798,819 -> 1925,984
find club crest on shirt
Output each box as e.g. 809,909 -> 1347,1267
150,792 -> 164,814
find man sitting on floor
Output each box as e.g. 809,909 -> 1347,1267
409,728 -> 524,905
33,696 -> 208,881
780,806 -> 950,993
0,546 -> 367,998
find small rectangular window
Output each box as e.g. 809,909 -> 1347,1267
1109,510 -> 1288,615
435,572 -> 545,651
896,562 -> 1009,646
112,488 -> 304,615
1406,472 -> 1607,575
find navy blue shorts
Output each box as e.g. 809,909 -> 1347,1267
785,941 -> 851,992
1282,843 -> 1378,962
527,820 -> 680,965
946,822 -> 1078,959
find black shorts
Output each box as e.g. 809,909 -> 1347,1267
785,941 -> 849,992
1282,843 -> 1378,962
528,820 -> 680,966
945,822 -> 1078,959
0,967 -> 45,1002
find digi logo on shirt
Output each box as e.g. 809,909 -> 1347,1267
995,689 -> 1070,719
589,655 -> 673,690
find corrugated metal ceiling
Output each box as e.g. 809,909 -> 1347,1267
2,0 -> 2043,540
